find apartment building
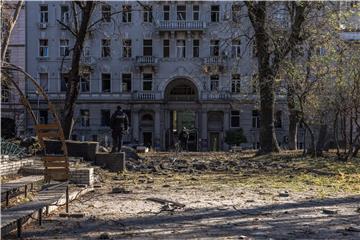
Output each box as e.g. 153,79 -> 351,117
25,1 -> 332,151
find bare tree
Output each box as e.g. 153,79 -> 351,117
245,1 -> 309,154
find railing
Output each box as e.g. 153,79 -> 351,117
132,91 -> 162,101
203,56 -> 225,65
135,56 -> 158,65
202,91 -> 231,100
156,21 -> 207,30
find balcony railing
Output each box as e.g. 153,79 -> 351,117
132,91 -> 161,101
202,91 -> 231,101
156,20 -> 207,31
203,56 -> 225,65
135,56 -> 158,65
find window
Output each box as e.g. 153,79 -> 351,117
211,5 -> 220,22
39,110 -> 48,124
275,111 -> 282,128
80,73 -> 90,92
80,109 -> 90,127
232,39 -> 241,58
122,73 -> 131,92
101,39 -> 111,57
163,5 -> 170,20
176,40 -> 186,58
193,39 -> 199,57
143,5 -> 153,22
231,74 -> 241,93
193,5 -> 200,21
101,110 -> 111,126
231,111 -> 240,128
177,5 -> 186,20
39,73 -> 48,91
60,5 -> 69,24
143,39 -> 152,56
143,73 -> 153,91
252,110 -> 260,128
122,39 -> 132,57
122,5 -> 132,22
39,39 -> 48,57
101,73 -> 111,92
210,40 -> 219,56
232,4 -> 241,23
40,5 -> 48,23
163,39 -> 170,58
60,39 -> 69,57
210,75 -> 219,91
60,73 -> 69,92
102,4 -> 111,22
83,46 -> 90,57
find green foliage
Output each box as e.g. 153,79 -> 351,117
225,129 -> 247,146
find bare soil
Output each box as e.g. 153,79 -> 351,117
5,152 -> 360,239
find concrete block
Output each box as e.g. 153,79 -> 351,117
95,152 -> 126,172
44,140 -> 99,162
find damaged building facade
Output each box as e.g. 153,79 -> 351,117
26,1 -> 355,151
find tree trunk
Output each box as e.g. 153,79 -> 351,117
1,1 -> 24,62
316,124 -> 328,156
62,2 -> 94,139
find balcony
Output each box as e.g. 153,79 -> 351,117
202,91 -> 231,101
156,20 -> 207,32
135,56 -> 159,71
202,57 -> 226,74
132,91 -> 162,101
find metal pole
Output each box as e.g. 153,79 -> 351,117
66,185 -> 69,213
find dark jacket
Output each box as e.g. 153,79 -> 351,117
110,110 -> 129,132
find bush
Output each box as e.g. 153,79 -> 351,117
225,129 -> 247,146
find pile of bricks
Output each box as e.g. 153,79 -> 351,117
0,156 -> 35,175
69,168 -> 94,186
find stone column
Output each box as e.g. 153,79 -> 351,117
132,110 -> 139,144
223,110 -> 230,150
201,110 -> 208,151
154,109 -> 161,149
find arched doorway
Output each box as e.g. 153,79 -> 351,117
164,78 -> 199,151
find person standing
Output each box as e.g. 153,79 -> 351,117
110,106 -> 129,153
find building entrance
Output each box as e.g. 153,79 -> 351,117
169,110 -> 198,151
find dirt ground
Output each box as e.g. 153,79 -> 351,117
5,152 -> 360,239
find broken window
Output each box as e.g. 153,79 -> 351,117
102,73 -> 111,92
122,5 -> 132,23
80,109 -> 90,127
122,39 -> 132,57
211,5 -> 219,22
122,73 -> 132,92
210,75 -> 219,91
177,5 -> 186,20
210,40 -> 219,57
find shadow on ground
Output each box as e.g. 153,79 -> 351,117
10,194 -> 360,239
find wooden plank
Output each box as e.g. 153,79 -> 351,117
44,162 -> 68,168
38,131 -> 60,139
1,176 -> 44,194
43,155 -> 67,162
35,123 -> 59,131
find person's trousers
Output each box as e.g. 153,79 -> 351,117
112,132 -> 123,152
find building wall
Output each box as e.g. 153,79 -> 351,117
25,1 -> 295,150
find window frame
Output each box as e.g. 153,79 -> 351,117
210,40 -> 220,57
163,39 -> 170,58
142,73 -> 153,91
252,110 -> 260,129
176,39 -> 186,58
39,39 -> 49,57
143,39 -> 153,56
40,5 -> 48,23
231,74 -> 241,93
80,109 -> 90,127
59,39 -> 70,57
163,5 -> 170,21
177,5 -> 186,21
193,39 -> 200,58
230,110 -> 241,128
122,39 -> 132,58
193,5 -> 200,21
143,5 -> 153,23
80,73 -> 90,93
122,5 -> 132,23
232,39 -> 241,58
102,4 -> 112,22
211,5 -> 220,22
101,39 -> 111,58
210,74 -> 219,91
122,73 -> 132,93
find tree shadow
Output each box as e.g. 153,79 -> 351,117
8,195 -> 360,239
